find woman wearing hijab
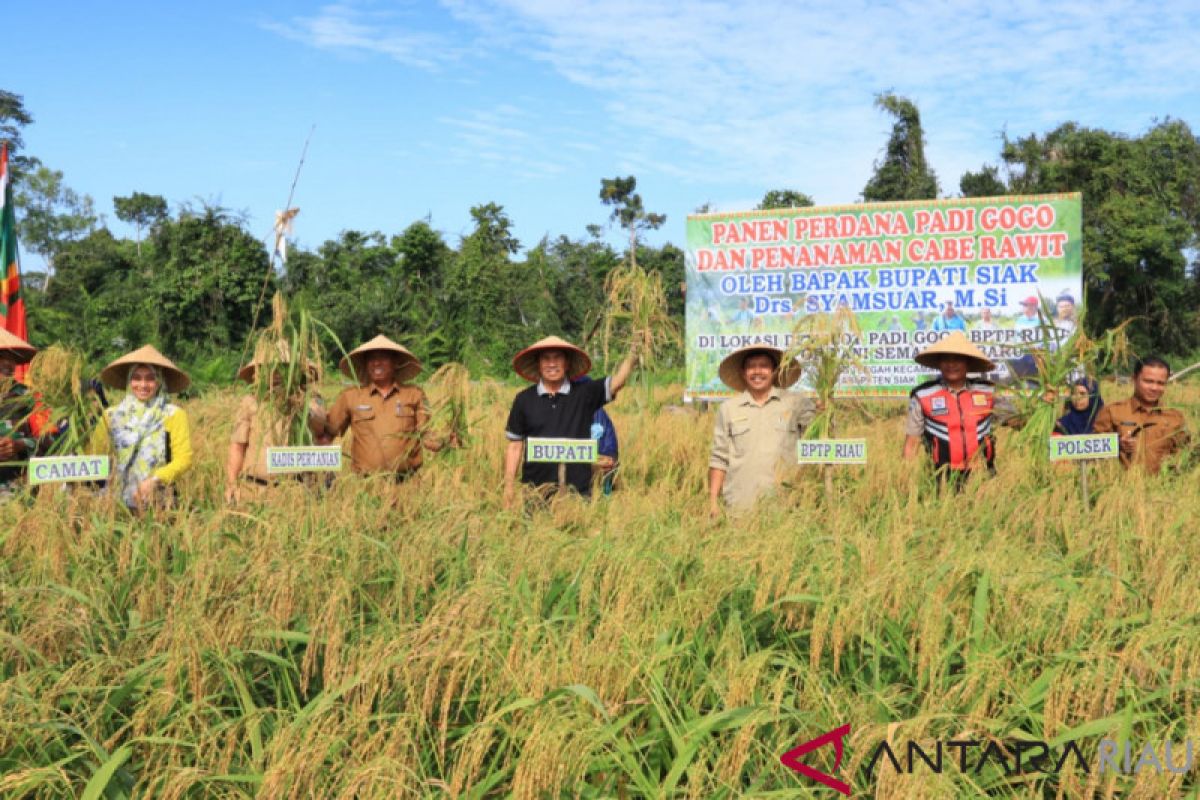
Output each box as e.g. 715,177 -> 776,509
1054,377 -> 1103,436
90,345 -> 193,511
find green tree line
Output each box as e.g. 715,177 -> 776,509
3,89 -> 1198,378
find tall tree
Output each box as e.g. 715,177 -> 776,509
113,192 -> 168,256
0,90 -> 39,179
958,165 -> 1006,198
999,120 -> 1200,355
757,189 -> 814,210
862,92 -> 939,202
148,204 -> 270,357
599,176 -> 666,268
444,203 -> 522,370
14,166 -> 97,271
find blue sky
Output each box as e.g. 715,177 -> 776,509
8,0 -> 1200,261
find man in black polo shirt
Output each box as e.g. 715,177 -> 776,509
503,335 -> 635,505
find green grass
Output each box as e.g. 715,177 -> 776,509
1,378 -> 1198,797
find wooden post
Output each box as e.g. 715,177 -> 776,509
1078,461 -> 1089,508
558,462 -> 567,492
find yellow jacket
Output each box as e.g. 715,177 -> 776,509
88,406 -> 193,484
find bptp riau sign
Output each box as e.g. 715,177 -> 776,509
29,455 -> 111,485
525,438 -> 597,464
797,439 -> 867,465
1048,434 -> 1119,462
265,446 -> 343,474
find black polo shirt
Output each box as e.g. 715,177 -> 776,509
505,377 -> 610,495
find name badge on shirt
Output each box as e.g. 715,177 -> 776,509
526,437 -> 597,463
972,394 -> 989,407
930,396 -> 948,416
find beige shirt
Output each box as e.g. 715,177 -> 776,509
231,395 -> 328,482
710,388 -> 819,509
1093,396 -> 1189,473
326,383 -> 436,474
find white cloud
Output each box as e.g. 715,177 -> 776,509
439,0 -> 1200,199
263,3 -> 460,70
267,0 -> 1200,205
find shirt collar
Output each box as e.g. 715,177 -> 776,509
536,380 -> 571,396
369,382 -> 400,398
1131,397 -> 1162,414
737,387 -> 782,407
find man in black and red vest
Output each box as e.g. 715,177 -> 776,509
902,331 -> 1017,483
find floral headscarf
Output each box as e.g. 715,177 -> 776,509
107,365 -> 174,508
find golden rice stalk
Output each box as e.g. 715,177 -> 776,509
25,345 -> 94,453
599,262 -> 679,371
425,362 -> 471,443
782,306 -> 868,438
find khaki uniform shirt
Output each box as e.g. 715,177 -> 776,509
1092,396 -> 1189,474
327,383 -> 434,474
231,395 -> 328,482
709,388 -> 819,509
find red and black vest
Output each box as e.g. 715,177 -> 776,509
910,379 -> 996,471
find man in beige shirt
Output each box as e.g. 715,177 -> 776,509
708,345 -> 818,515
226,345 -> 329,504
325,335 -> 451,476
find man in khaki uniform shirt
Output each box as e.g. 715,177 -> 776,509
708,345 -> 818,515
1093,356 -> 1189,474
325,335 -> 448,476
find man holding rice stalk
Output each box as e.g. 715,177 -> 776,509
325,335 -> 455,479
503,335 -> 636,506
225,341 -> 330,504
1092,356 -> 1190,474
707,345 -> 818,517
903,332 -> 1021,486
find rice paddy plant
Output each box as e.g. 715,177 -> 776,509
1,375 -> 1198,797
599,263 -> 680,405
23,345 -> 98,455
782,306 -> 868,438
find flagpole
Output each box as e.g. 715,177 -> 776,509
240,124 -> 316,369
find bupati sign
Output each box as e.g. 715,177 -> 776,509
525,438 -> 597,464
1048,434 -> 1119,462
29,456 -> 110,484
686,194 -> 1083,398
265,446 -> 343,474
797,439 -> 867,464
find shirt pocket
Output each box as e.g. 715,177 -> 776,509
395,403 -> 418,432
729,421 -> 751,457
351,405 -> 377,429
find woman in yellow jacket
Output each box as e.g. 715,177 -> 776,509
91,345 -> 192,511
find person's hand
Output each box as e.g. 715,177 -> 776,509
1040,388 -> 1058,404
135,476 -> 160,508
448,431 -> 462,449
314,433 -> 332,446
0,437 -> 15,462
1118,435 -> 1137,455
224,483 -> 240,506
596,454 -> 615,474
708,498 -> 722,520
503,483 -> 515,510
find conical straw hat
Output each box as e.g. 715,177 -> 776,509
237,340 -> 319,383
914,331 -> 995,373
511,335 -> 591,382
99,344 -> 191,393
718,345 -> 802,393
0,329 -> 37,365
339,335 -> 422,383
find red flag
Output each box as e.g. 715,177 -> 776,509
0,143 -> 30,381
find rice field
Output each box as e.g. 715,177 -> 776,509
2,378 -> 1199,798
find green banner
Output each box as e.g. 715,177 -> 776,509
266,446 -> 343,474
526,438 -> 597,464
686,194 -> 1083,398
1048,434 -> 1119,462
29,455 -> 110,484
797,439 -> 867,464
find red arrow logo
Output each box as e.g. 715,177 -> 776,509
780,724 -> 852,795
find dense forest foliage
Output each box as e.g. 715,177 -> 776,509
4,89 -> 1198,379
